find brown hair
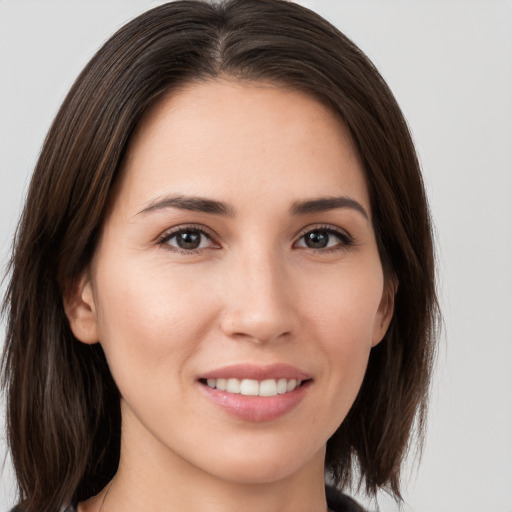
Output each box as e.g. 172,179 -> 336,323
1,1 -> 439,510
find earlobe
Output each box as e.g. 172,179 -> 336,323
63,274 -> 99,345
372,276 -> 398,347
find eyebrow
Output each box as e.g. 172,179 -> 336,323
137,194 -> 368,220
290,196 -> 369,219
138,194 -> 236,216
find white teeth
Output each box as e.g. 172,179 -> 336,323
205,378 -> 303,396
240,379 -> 259,396
286,379 -> 297,392
259,379 -> 278,396
226,378 -> 241,393
277,378 -> 288,394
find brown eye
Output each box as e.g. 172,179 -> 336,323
162,228 -> 214,252
176,231 -> 202,249
303,230 -> 330,249
295,227 -> 353,251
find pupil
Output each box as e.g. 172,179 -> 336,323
177,231 -> 201,249
306,230 -> 328,249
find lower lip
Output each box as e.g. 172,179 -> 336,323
199,381 -> 311,422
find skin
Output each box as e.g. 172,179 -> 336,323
67,79 -> 394,512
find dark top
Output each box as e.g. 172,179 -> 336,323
10,485 -> 366,512
326,485 -> 367,511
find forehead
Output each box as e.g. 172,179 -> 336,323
117,79 -> 370,214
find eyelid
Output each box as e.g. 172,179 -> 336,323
156,223 -> 354,254
157,224 -> 220,252
293,224 -> 355,250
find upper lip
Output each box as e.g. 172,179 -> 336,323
199,363 -> 312,381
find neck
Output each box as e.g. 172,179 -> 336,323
81,404 -> 329,512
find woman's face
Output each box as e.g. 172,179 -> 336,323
70,80 -> 393,485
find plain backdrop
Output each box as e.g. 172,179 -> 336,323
1,1 -> 511,511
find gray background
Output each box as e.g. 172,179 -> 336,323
1,1 -> 511,511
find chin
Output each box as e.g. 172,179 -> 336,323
199,441 -> 325,486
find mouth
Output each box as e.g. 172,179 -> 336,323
197,364 -> 313,422
199,377 -> 308,396
199,377 -> 311,396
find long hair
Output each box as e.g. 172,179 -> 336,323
1,1 -> 439,510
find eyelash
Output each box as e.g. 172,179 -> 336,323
157,224 -> 355,255
295,225 -> 355,253
158,224 -> 218,255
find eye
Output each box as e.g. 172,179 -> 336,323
295,227 -> 353,251
159,227 -> 217,253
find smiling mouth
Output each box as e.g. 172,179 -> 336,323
199,377 -> 310,397
198,366 -> 312,421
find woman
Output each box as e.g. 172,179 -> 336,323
1,1 -> 438,511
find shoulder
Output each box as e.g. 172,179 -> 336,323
326,485 -> 367,512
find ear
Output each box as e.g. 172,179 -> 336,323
372,276 -> 398,347
63,273 -> 99,344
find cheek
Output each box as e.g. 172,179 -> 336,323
301,262 -> 383,404
303,259 -> 384,343
92,257 -> 218,388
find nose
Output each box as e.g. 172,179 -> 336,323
219,248 -> 298,344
